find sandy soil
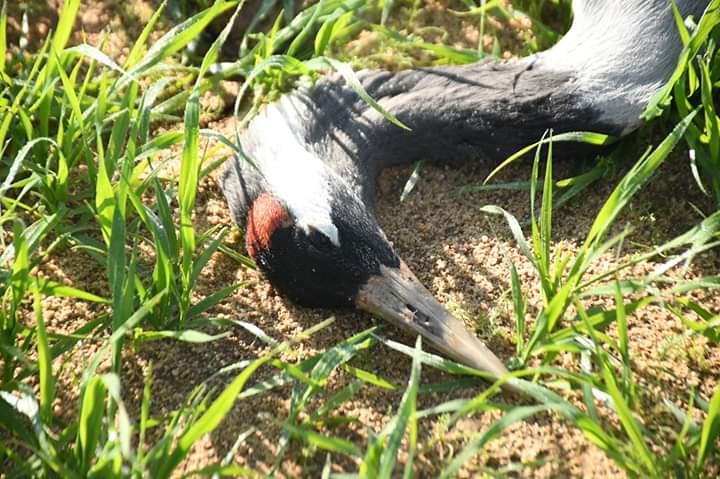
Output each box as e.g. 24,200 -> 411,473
8,1 -> 720,477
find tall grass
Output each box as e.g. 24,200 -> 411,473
1,0 -> 719,477
0,0 -> 269,475
644,0 -> 720,206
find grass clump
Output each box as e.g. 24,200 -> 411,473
0,0 -> 719,477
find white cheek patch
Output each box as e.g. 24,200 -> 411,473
246,95 -> 341,247
297,219 -> 340,247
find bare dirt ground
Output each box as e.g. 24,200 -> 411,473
9,1 -> 720,477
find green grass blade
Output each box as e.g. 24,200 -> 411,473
381,0 -> 396,25
133,329 -> 230,344
10,221 -> 30,320
179,88 -> 201,309
177,1 -> 245,321
107,207 -> 127,326
614,279 -> 629,364
0,0 -> 6,75
181,464 -> 259,478
129,1 -> 237,76
154,356 -> 270,479
696,385 -> 720,469
38,0 -> 79,83
283,423 -> 362,456
378,336 -> 422,478
188,230 -> 228,288
442,406 -> 550,479
81,291 -> 167,385
1,138 -> 58,195
600,360 -> 657,475
53,47 -> 84,130
643,0 -> 720,119
124,0 -> 167,69
75,376 -> 107,474
585,110 -> 697,248
540,137 -> 553,284
136,362 -> 153,472
400,161 -> 422,202
402,401 -> 417,479
32,283 -> 54,423
52,0 -> 80,53
100,373 -> 133,461
343,365 -> 397,390
672,0 -> 691,46
66,44 -> 129,80
308,381 -> 363,422
484,131 -> 615,184
374,335 -> 497,379
314,13 -> 335,56
321,57 -> 410,131
478,205 -> 536,269
288,0 -> 325,57
700,57 -> 719,161
95,145 -> 116,245
508,256 -> 525,356
187,283 -> 243,318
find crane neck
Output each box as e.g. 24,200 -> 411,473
231,0 -> 708,216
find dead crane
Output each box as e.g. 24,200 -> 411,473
222,0 -> 709,382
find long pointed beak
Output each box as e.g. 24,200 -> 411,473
356,260 -> 510,381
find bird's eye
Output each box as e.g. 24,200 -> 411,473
307,227 -> 335,252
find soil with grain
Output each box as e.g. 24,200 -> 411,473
7,1 -> 720,477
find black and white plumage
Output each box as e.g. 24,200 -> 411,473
222,0 -> 709,382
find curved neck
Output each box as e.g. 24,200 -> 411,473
305,59 -> 614,172
231,0 -> 708,214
